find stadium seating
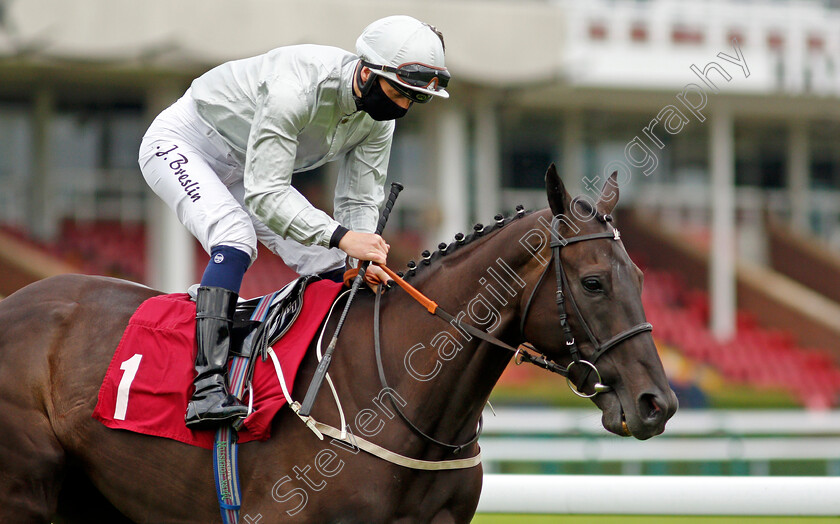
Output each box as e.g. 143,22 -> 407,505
5,220 -> 298,299
641,267 -> 840,409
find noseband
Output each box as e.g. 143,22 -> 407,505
519,214 -> 653,398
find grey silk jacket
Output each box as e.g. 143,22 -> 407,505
190,44 -> 394,248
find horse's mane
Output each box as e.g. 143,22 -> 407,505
398,205 -> 535,282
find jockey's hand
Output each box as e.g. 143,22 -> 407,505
338,231 -> 389,264
338,231 -> 392,291
365,264 -> 392,291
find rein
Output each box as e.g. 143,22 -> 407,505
358,214 -> 654,454
375,264 -> 567,376
373,287 -> 482,455
372,213 -> 654,405
370,265 -> 565,455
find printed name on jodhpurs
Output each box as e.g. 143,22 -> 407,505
155,145 -> 202,202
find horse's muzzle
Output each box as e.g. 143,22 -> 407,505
631,389 -> 678,439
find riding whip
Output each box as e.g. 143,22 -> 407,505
298,182 -> 404,417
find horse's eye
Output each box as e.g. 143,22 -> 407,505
582,277 -> 603,293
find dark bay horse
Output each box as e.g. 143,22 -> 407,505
0,165 -> 676,523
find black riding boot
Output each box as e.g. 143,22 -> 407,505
184,286 -> 248,429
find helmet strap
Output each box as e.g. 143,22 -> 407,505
355,62 -> 378,99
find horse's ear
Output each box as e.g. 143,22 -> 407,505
597,171 -> 620,215
545,163 -> 571,216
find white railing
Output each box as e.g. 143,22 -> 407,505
0,168 -> 150,233
483,407 -> 840,435
477,474 -> 840,515
480,408 -> 840,475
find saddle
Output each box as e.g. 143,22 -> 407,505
92,276 -> 344,448
194,275 -> 315,360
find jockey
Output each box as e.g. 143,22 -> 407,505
138,15 -> 450,429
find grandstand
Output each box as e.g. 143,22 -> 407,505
1,0 -> 840,410
0,220 -> 297,300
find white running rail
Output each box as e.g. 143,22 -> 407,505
477,474 -> 840,516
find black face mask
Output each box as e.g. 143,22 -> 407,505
353,71 -> 409,121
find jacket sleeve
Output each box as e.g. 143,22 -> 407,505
333,120 -> 394,234
243,79 -> 341,248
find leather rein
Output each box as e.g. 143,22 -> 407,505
370,214 -> 652,453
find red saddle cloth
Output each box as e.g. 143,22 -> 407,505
93,280 -> 343,449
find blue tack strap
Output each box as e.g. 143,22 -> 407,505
215,426 -> 241,524
213,290 -> 279,524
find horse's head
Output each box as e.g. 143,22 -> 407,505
521,164 -> 677,439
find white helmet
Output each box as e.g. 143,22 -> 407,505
356,15 -> 450,102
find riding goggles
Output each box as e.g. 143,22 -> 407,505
384,79 -> 432,104
363,61 -> 450,102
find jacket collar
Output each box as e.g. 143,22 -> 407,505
339,59 -> 363,116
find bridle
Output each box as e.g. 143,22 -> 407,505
519,214 -> 653,398
370,213 -> 652,452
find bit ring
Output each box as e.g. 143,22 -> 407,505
565,360 -> 611,398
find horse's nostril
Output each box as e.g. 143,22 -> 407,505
650,396 -> 660,414
638,392 -> 662,422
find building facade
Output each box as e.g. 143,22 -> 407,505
1,0 -> 838,293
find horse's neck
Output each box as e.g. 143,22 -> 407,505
377,215 -> 547,452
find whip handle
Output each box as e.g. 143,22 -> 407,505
297,182 -> 403,417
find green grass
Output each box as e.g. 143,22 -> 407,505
473,515 -> 839,523
488,378 -> 594,408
